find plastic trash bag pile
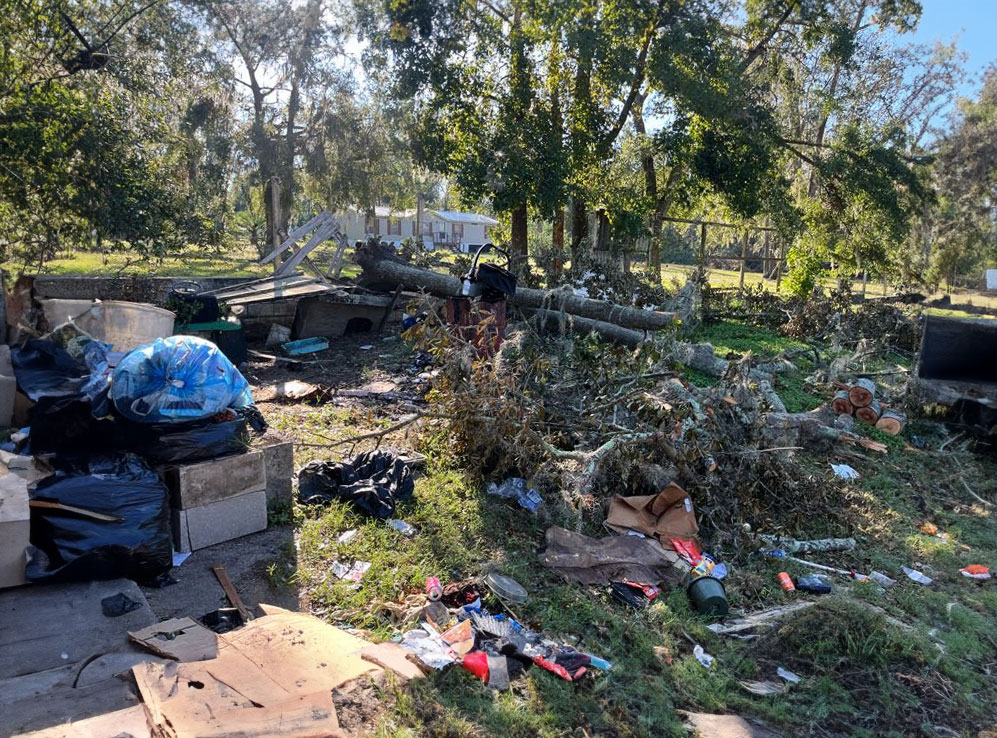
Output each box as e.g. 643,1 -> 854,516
9,334 -> 262,583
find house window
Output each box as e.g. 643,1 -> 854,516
364,215 -> 378,235
421,220 -> 433,236
388,217 -> 402,236
451,222 -> 464,242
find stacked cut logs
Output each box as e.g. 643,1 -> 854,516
831,378 -> 906,435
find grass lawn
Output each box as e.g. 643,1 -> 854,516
265,321 -> 997,738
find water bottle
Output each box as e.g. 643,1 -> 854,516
387,519 -> 417,537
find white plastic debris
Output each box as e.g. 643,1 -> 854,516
902,566 -> 933,585
777,666 -> 802,684
869,570 -> 897,589
398,628 -> 455,670
337,529 -> 358,544
693,644 -> 714,669
830,463 -> 860,480
172,551 -> 192,567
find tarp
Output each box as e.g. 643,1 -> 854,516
540,526 -> 687,586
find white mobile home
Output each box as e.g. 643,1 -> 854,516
337,206 -> 498,251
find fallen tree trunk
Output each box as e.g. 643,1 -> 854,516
355,242 -> 676,331
530,309 -> 647,346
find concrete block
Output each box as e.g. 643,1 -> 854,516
259,440 -> 294,509
171,488 -> 267,553
0,473 -> 30,589
0,345 -> 15,428
162,451 -> 265,509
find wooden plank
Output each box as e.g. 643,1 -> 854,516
212,564 -> 253,622
274,220 -> 338,277
259,212 -> 330,265
0,579 -> 156,679
200,273 -> 309,297
206,274 -> 314,300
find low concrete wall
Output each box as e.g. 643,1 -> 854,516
31,275 -> 250,306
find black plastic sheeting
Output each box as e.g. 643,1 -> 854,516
133,416 -> 249,464
28,393 -> 249,463
27,454 -> 172,583
298,450 -> 414,518
11,340 -> 87,401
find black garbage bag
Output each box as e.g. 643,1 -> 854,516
28,394 -> 133,455
132,415 -> 249,464
298,450 -> 414,518
11,339 -> 87,402
27,454 -> 172,583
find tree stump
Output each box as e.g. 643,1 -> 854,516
875,409 -> 906,435
831,390 -> 854,415
847,378 -> 876,408
855,399 -> 882,424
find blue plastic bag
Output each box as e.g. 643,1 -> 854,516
110,336 -> 253,423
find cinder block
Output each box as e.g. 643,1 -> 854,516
171,487 -> 267,553
0,473 -> 30,588
260,440 -> 294,509
162,451 -> 265,509
0,344 -> 15,428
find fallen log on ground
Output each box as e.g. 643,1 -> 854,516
355,241 -> 677,331
529,309 -> 648,346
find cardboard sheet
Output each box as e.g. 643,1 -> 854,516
606,483 -> 699,545
129,617 -> 218,662
132,609 -> 379,738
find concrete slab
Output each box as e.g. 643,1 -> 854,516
0,578 -> 156,679
141,525 -> 299,621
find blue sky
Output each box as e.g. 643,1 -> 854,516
911,0 -> 996,99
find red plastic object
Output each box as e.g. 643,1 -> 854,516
532,655 -> 586,682
670,538 -> 703,564
462,651 -> 489,681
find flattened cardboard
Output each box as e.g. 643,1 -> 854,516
132,610 -> 377,738
606,482 -> 699,545
129,617 -> 218,662
359,642 -> 425,681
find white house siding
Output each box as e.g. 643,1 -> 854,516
335,210 -> 492,247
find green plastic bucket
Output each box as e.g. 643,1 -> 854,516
687,576 -> 729,618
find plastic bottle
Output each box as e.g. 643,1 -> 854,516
387,519 -> 417,537
777,572 -> 796,592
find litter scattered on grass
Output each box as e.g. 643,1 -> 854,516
830,463 -> 860,479
693,644 -> 715,669
902,566 -> 933,585
960,565 -> 991,580
777,666 -> 802,684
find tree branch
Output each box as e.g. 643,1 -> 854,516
600,23 -> 655,152
739,0 -> 798,72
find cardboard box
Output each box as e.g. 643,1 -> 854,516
0,472 -> 30,588
163,451 -> 265,509
171,488 -> 267,553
